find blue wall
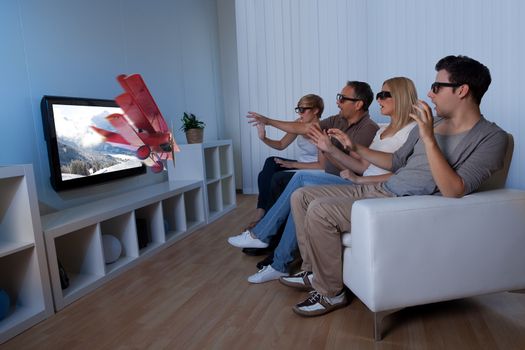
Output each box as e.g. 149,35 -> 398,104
0,0 -> 225,211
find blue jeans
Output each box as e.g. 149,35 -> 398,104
252,171 -> 349,272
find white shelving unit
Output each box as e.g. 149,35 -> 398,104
41,180 -> 205,311
168,140 -> 236,222
0,165 -> 53,344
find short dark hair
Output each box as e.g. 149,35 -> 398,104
346,81 -> 373,111
435,55 -> 491,105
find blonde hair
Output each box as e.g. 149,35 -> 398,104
383,77 -> 418,132
298,94 -> 324,118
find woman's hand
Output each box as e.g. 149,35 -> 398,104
274,158 -> 295,169
340,169 -> 360,183
256,123 -> 266,140
246,111 -> 270,126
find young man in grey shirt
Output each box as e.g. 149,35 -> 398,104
281,55 -> 509,317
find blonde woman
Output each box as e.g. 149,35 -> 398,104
333,76 -> 419,183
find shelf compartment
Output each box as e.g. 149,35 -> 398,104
0,165 -> 53,344
221,176 -> 236,208
0,248 -> 46,340
162,194 -> 186,241
207,180 -> 222,219
219,144 -> 233,177
99,212 -> 138,274
0,176 -> 35,244
134,202 -> 164,256
41,179 -> 203,312
53,224 -> 105,300
204,147 -> 220,181
0,242 -> 34,259
183,187 -> 205,230
166,141 -> 236,225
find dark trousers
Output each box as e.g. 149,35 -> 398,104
257,157 -> 296,211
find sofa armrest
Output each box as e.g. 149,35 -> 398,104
344,189 -> 525,312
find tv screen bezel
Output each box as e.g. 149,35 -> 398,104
41,95 -> 147,191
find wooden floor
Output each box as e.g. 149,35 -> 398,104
2,194 -> 525,349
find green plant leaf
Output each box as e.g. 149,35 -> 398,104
180,112 -> 205,132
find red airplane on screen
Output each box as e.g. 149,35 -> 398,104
91,74 -> 180,173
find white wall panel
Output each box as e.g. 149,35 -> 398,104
236,0 -> 525,193
218,0 -> 242,188
237,0 -> 369,193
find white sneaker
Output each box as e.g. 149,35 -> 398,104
227,230 -> 269,248
247,265 -> 288,284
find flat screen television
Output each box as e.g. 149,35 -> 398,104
41,95 -> 146,191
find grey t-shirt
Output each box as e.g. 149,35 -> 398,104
385,132 -> 468,196
384,116 -> 508,196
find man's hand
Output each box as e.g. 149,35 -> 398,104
410,100 -> 435,143
327,128 -> 355,151
274,158 -> 295,169
307,125 -> 335,153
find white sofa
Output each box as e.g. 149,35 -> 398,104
341,135 -> 525,340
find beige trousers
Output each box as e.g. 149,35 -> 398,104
290,183 -> 394,296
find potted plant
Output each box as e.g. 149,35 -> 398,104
180,112 -> 205,144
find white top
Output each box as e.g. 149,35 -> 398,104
296,135 -> 318,163
363,122 -> 416,176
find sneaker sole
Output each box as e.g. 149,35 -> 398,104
227,239 -> 269,249
248,274 -> 287,284
279,277 -> 314,291
292,298 -> 348,317
242,248 -> 272,256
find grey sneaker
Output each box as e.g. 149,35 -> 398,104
279,270 -> 313,291
293,290 -> 348,317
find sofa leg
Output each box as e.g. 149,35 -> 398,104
374,308 -> 402,341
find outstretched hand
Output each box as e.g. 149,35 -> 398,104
246,111 -> 270,126
410,100 -> 435,143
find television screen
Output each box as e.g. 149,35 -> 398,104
41,95 -> 146,191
